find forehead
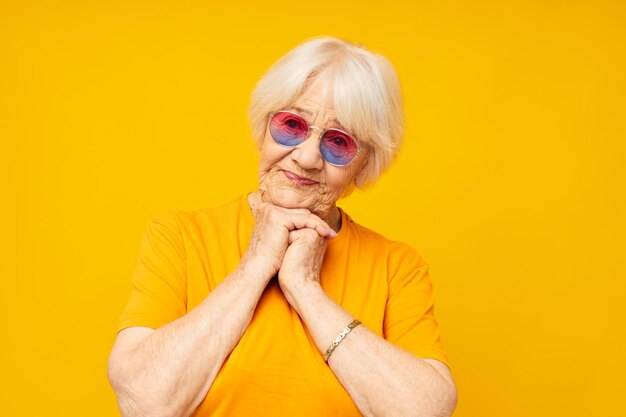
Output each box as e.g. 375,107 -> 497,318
291,76 -> 335,113
288,76 -> 348,130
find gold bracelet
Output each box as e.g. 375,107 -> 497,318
323,319 -> 362,363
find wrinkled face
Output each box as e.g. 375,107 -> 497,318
257,76 -> 367,217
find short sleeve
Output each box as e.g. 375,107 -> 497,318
383,243 -> 449,367
117,210 -> 188,333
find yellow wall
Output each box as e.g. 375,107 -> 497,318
2,1 -> 624,415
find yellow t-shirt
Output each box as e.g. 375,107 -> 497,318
118,194 -> 449,416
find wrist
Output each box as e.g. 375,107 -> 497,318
238,255 -> 276,285
280,277 -> 323,313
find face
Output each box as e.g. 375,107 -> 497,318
257,76 -> 368,218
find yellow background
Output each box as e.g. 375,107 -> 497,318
2,1 -> 624,415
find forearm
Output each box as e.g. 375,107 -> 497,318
110,260 -> 271,417
286,280 -> 456,417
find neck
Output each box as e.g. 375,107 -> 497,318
247,189 -> 342,232
320,204 -> 342,233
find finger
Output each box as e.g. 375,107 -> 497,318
285,212 -> 337,238
288,228 -> 322,244
263,204 -> 336,237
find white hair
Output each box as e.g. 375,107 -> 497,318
248,36 -> 404,187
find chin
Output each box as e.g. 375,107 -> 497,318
265,187 -> 315,210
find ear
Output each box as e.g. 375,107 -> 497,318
354,155 -> 370,188
256,115 -> 272,151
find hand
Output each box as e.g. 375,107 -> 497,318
278,227 -> 329,307
241,202 -> 336,282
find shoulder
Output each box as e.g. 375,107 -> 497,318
347,218 -> 433,296
345,213 -> 427,272
146,194 -> 246,232
145,208 -> 186,229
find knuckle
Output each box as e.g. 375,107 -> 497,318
302,228 -> 319,239
266,207 -> 280,220
257,204 -> 269,216
305,227 -> 318,235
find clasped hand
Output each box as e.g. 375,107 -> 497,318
243,201 -> 336,304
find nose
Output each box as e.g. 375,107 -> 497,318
291,128 -> 324,170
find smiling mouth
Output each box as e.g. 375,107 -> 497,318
283,170 -> 318,186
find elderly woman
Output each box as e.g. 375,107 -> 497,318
108,37 -> 458,417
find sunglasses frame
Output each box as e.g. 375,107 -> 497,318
269,110 -> 362,167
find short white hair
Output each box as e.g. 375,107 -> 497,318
248,36 -> 404,187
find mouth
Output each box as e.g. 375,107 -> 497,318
283,170 -> 318,186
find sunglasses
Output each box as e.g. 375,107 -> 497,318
269,110 -> 360,166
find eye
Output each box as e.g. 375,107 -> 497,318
277,114 -> 307,131
324,132 -> 350,149
285,118 -> 302,129
321,131 -> 358,164
330,136 -> 347,147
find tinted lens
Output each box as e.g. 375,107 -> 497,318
320,129 -> 359,166
270,112 -> 308,146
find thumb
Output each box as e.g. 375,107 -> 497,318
288,229 -> 302,245
288,228 -> 312,245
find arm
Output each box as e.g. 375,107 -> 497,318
107,258 -> 272,417
108,204 -> 337,417
279,229 -> 458,417
285,280 -> 457,417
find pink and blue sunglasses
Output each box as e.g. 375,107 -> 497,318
269,110 -> 360,167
